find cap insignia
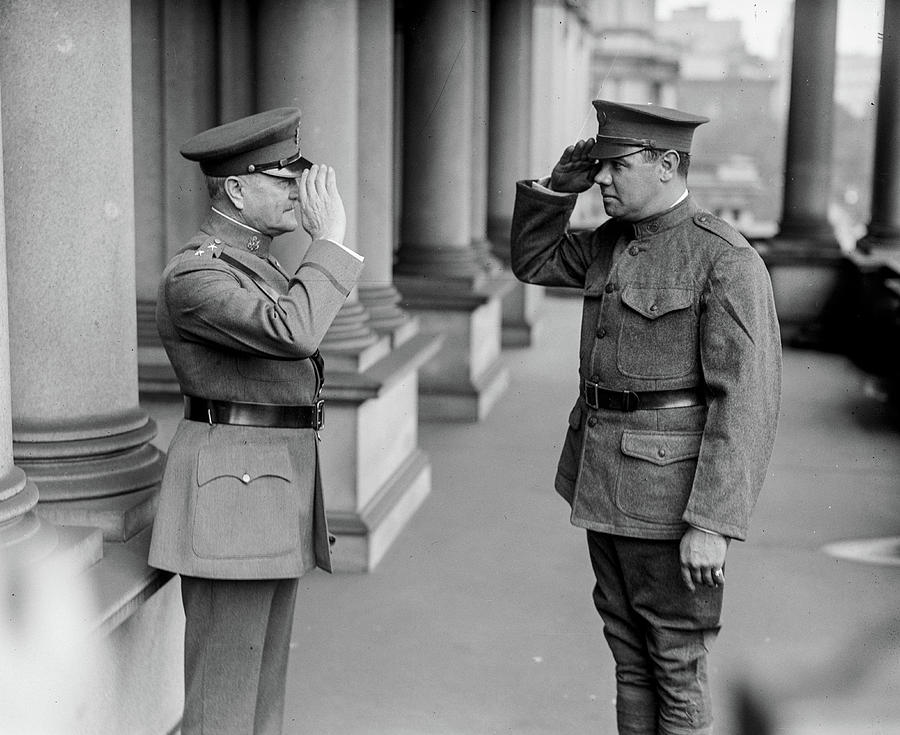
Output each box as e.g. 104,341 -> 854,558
597,110 -> 608,128
246,235 -> 260,252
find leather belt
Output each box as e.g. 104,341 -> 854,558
580,380 -> 704,412
184,395 -> 324,429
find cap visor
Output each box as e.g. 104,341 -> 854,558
587,140 -> 646,160
264,156 -> 315,178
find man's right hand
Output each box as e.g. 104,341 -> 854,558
549,138 -> 598,194
298,164 -> 348,245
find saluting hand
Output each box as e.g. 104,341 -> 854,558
298,164 -> 348,245
549,138 -> 599,193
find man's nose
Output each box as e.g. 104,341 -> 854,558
289,180 -> 300,199
593,163 -> 611,185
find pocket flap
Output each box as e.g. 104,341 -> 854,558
197,444 -> 293,486
620,430 -> 703,466
620,286 -> 693,319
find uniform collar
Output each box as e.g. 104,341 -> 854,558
630,192 -> 698,240
205,207 -> 273,258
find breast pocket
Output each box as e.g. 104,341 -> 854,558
614,430 -> 703,524
617,286 -> 697,379
192,444 -> 299,559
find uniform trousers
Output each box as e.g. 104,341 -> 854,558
180,575 -> 300,735
586,531 -> 723,735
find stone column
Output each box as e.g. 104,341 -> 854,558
357,0 -> 417,346
0,102 -> 56,564
255,0 -> 434,570
488,0 -> 544,348
858,0 -> 900,253
0,0 -> 164,540
776,0 -> 840,246
256,0 -> 387,372
395,0 -> 510,421
758,0 -> 845,348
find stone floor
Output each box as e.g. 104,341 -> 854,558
150,293 -> 900,735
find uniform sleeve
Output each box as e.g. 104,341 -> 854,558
164,239 -> 364,359
509,180 -> 599,288
684,245 -> 782,540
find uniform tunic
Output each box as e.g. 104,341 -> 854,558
149,209 -> 364,579
510,183 -> 781,541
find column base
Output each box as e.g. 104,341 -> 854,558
396,275 -> 512,421
755,238 -> 851,350
359,284 -> 420,346
36,486 -> 159,542
319,333 -> 441,572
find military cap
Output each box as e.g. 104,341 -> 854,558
588,100 -> 708,160
180,107 -> 313,178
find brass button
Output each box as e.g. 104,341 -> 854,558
596,328 -> 606,338
604,283 -> 615,293
649,304 -> 658,312
629,246 -> 639,256
658,448 -> 667,458
587,417 -> 598,427
241,473 -> 251,484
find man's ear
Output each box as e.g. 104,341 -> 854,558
659,150 -> 680,183
224,176 -> 245,210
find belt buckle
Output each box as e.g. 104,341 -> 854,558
313,398 -> 325,430
584,380 -> 600,410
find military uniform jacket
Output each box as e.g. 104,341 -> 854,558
510,183 -> 781,541
149,210 -> 364,579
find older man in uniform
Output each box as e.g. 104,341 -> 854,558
510,100 -> 781,734
149,107 -> 364,735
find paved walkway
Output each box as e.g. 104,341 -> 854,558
150,294 -> 900,735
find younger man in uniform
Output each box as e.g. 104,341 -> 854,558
510,100 -> 781,734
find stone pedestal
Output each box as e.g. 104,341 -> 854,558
321,333 -> 441,571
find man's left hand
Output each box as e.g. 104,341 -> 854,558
679,527 -> 729,592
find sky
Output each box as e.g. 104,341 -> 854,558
655,0 -> 885,59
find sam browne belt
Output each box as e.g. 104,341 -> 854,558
184,395 -> 324,429
581,380 -> 704,412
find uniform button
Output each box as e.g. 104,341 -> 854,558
658,448 -> 667,458
587,417 -> 598,427
604,283 -> 615,293
649,304 -> 658,313
213,238 -> 222,244
698,215 -> 709,223
596,328 -> 606,338
241,473 -> 251,484
629,246 -> 639,256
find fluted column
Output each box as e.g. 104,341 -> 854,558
0,0 -> 164,540
488,0 -> 544,347
395,0 -> 483,284
256,0 -> 387,372
394,0 -> 510,421
470,0 -> 502,274
858,0 -> 900,253
356,0 -> 416,345
776,0 -> 839,247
